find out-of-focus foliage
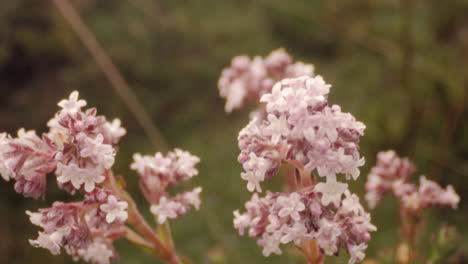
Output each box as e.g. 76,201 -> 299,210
0,0 -> 467,263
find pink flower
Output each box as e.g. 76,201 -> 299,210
218,49 -> 314,113
315,177 -> 348,207
277,192 -> 305,221
150,197 -> 183,224
79,134 -> 115,170
29,231 -> 64,255
78,240 -> 114,264
57,91 -> 86,115
100,195 -> 128,224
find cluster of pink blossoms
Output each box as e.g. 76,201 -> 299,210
218,49 -> 314,112
27,189 -> 127,263
365,150 -> 460,212
131,149 -> 202,224
0,91 -> 129,263
232,75 -> 375,263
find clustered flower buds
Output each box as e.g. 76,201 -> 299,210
218,49 -> 314,112
28,189 -> 127,264
0,91 -> 130,264
231,73 -> 374,263
131,149 -> 202,224
234,190 -> 376,263
0,91 -> 126,198
239,76 -> 365,205
365,150 -> 460,212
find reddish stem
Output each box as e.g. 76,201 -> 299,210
103,171 -> 182,264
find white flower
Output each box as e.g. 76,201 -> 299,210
82,169 -> 105,192
56,163 -> 85,190
242,153 -> 270,192
0,133 -> 13,181
259,232 -> 282,257
280,221 -> 307,244
233,210 -> 251,235
348,243 -> 367,264
57,91 -> 86,114
173,149 -> 200,178
263,114 -> 289,145
79,241 -> 113,264
315,219 -> 341,255
100,195 -> 128,224
260,82 -> 287,112
152,152 -> 172,174
183,187 -> 202,210
150,197 -> 182,224
29,231 -> 64,255
80,134 -> 115,169
315,177 -> 348,207
277,192 -> 305,221
225,81 -> 247,112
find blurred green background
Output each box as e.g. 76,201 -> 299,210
0,0 -> 467,263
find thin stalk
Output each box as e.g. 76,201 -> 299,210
104,170 -> 183,264
285,164 -> 324,264
52,0 -> 169,152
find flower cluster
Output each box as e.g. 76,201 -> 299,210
28,188 -> 128,264
234,190 -> 376,263
218,49 -> 314,112
131,149 -> 202,224
365,150 -> 460,212
0,91 -> 126,199
239,76 -> 366,206
0,91 -> 131,264
232,75 -> 374,263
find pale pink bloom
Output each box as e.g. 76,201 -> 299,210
173,148 -> 200,179
233,210 -> 251,235
258,232 -> 282,257
56,163 -> 85,190
180,187 -> 202,210
98,118 -> 126,145
81,170 -> 105,193
78,241 -> 113,264
263,114 -> 289,145
153,152 -> 172,174
315,219 -> 341,255
79,134 -> 115,169
277,192 -> 305,221
315,177 -> 348,207
280,221 -> 307,244
219,49 -> 314,113
100,195 -> 128,224
241,153 -> 270,192
29,231 -> 64,255
348,243 -> 367,264
150,197 -> 183,224
130,153 -> 151,175
260,83 -> 288,112
57,91 -> 86,115
0,133 -> 13,181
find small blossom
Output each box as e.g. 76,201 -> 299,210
79,134 -> 115,169
100,195 -> 128,224
218,49 -> 314,113
29,231 -> 64,255
172,149 -> 200,179
315,178 -> 348,207
57,91 -> 86,115
365,151 -> 460,213
78,240 -> 113,264
348,243 -> 367,264
150,197 -> 182,224
277,192 -> 305,221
